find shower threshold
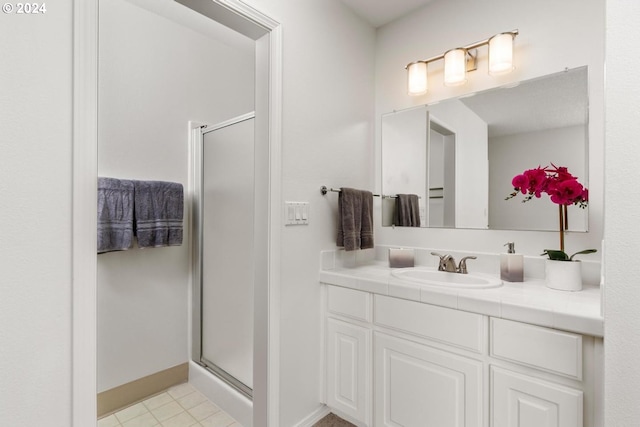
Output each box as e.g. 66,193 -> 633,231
198,357 -> 253,400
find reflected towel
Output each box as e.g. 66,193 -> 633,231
133,180 -> 184,248
97,177 -> 134,253
337,187 -> 374,251
395,194 -> 421,227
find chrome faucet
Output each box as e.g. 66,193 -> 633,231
431,252 -> 458,272
457,256 -> 477,274
431,252 -> 477,274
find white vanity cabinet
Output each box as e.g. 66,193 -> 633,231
489,318 -> 587,427
323,284 -> 602,427
491,366 -> 583,427
374,332 -> 483,427
326,318 -> 371,425
325,286 -> 372,426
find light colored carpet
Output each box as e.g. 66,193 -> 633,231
312,413 -> 356,427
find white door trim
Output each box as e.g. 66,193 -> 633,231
72,0 -> 98,425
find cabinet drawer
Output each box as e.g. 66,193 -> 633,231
491,318 -> 582,380
374,295 -> 486,353
327,286 -> 371,322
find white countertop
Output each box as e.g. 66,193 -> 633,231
319,262 -> 603,337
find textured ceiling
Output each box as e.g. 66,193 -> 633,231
339,0 -> 435,27
460,68 -> 588,138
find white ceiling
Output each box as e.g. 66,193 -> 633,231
339,0 -> 436,27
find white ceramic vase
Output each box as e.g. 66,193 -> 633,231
545,259 -> 582,291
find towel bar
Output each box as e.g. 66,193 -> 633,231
321,186 -> 382,197
320,186 -> 420,199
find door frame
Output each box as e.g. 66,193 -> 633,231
72,1 -> 282,425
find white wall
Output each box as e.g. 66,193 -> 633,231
489,125 -> 587,231
428,100 -> 488,229
375,0 -> 605,258
241,1 -> 376,425
604,1 -> 640,425
97,0 -> 254,392
0,2 -> 73,426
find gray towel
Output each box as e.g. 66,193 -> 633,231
337,187 -> 374,251
361,190 -> 374,249
97,177 -> 134,253
134,180 -> 184,248
395,194 -> 421,227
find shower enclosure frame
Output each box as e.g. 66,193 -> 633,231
71,1 -> 283,426
191,112 -> 256,400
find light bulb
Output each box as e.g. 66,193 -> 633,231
489,33 -> 515,75
444,48 -> 467,86
407,61 -> 428,96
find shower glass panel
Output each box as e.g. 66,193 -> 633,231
199,113 -> 255,397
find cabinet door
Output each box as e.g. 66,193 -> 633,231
491,366 -> 583,427
326,318 -> 371,425
374,333 -> 483,427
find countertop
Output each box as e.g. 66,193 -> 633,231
319,262 -> 603,337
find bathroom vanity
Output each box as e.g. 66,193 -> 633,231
319,250 -> 603,427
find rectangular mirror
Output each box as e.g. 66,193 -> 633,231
381,66 -> 589,231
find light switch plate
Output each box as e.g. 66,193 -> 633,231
285,202 -> 309,225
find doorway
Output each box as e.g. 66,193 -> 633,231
72,1 -> 282,426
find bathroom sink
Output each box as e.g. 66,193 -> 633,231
391,267 -> 503,289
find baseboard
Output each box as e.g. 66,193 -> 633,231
97,362 -> 189,418
293,404 -> 331,427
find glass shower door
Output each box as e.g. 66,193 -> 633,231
199,113 -> 255,396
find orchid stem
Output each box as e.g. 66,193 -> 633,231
558,204 -> 565,252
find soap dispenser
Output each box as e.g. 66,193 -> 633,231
500,242 -> 523,282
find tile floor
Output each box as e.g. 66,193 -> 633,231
98,383 -> 241,427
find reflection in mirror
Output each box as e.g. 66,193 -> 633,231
428,119 -> 455,227
381,66 -> 589,231
381,106 -> 427,227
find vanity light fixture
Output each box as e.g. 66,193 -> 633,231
406,30 -> 518,95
